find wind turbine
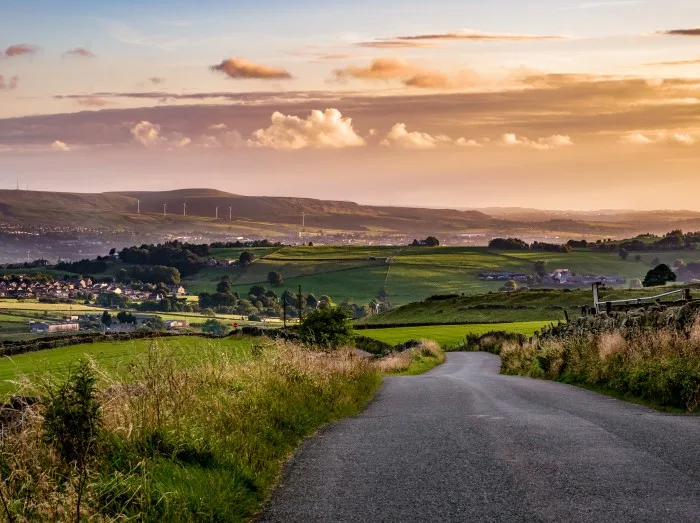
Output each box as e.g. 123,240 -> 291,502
137,200 -> 140,214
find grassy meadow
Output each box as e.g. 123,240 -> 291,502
0,337 -> 381,521
362,321 -> 551,348
182,245 -> 700,307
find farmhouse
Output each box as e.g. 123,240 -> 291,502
165,320 -> 189,330
31,322 -> 80,334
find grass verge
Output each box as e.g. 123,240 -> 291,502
374,340 -> 445,376
0,338 -> 381,521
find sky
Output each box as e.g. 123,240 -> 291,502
1,0 -> 700,210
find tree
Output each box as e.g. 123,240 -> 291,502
299,307 -> 354,348
216,277 -> 233,294
144,316 -> 166,331
267,271 -> 284,287
643,264 -> 676,287
202,318 -> 228,336
534,260 -> 548,277
117,311 -> 136,324
634,254 -> 642,262
618,249 -> 629,261
305,294 -> 319,309
424,236 -> 440,247
239,251 -> 255,266
249,285 -> 266,298
43,360 -> 101,522
100,311 -> 112,327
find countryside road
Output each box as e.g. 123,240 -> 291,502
260,353 -> 700,523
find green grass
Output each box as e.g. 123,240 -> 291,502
0,336 -> 258,397
361,321 -> 551,347
182,245 -> 700,308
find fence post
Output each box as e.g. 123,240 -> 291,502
606,301 -> 612,314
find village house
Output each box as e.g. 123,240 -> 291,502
31,321 -> 80,334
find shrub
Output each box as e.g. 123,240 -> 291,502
299,307 -> 354,348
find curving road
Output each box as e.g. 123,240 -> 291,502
259,353 -> 700,523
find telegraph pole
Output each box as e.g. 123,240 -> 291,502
229,206 -> 232,221
297,285 -> 303,322
137,200 -> 140,214
215,206 -> 218,220
163,203 -> 167,216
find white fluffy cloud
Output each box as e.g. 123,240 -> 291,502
380,123 -> 453,149
248,109 -> 366,150
130,121 -> 190,149
51,140 -> 71,152
500,133 -> 573,149
620,131 -> 696,145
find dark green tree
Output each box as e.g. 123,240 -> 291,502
267,271 -> 284,287
100,310 -> 112,327
239,251 -> 255,266
216,277 -> 233,294
534,260 -> 548,277
643,264 -> 676,287
202,318 -> 228,336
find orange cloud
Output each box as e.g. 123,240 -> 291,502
211,57 -> 292,80
51,140 -> 71,152
646,58 -> 700,66
249,109 -> 365,150
2,44 -> 39,58
620,130 -> 696,145
334,58 -> 477,89
0,75 -> 18,90
356,40 -> 436,49
63,48 -> 95,58
362,30 -> 564,48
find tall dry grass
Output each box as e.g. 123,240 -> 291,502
374,340 -> 444,374
462,320 -> 700,412
0,338 -> 381,522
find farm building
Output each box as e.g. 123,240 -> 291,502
165,320 -> 189,330
31,322 -> 80,334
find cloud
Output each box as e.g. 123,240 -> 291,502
74,97 -> 111,107
659,28 -> 700,36
620,130 -> 696,145
646,58 -> 700,66
149,76 -> 166,85
209,123 -> 228,130
500,133 -> 574,149
62,48 -> 96,58
0,75 -> 19,90
385,30 -> 564,42
211,57 -> 292,80
249,109 -> 365,150
380,123 -> 453,149
1,44 -> 39,58
333,57 -> 477,89
130,121 -> 190,149
334,57 -> 415,81
356,40 -> 436,49
51,140 -> 71,152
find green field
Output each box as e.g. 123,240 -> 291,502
0,335 -> 257,397
361,321 -> 551,347
182,246 -> 700,307
357,287 -> 680,325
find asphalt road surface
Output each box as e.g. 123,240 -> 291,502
260,352 -> 700,523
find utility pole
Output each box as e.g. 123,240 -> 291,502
137,200 -> 140,214
229,206 -> 232,221
183,202 -> 187,217
215,207 -> 218,220
302,212 -> 305,228
163,203 -> 167,216
297,285 -> 303,322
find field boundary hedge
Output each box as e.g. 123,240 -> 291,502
353,320 -> 547,330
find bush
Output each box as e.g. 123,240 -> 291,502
299,307 -> 354,348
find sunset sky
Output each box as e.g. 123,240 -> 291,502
1,0 -> 700,210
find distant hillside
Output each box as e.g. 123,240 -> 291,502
0,188 -> 502,235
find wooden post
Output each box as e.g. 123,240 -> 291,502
684,288 -> 692,302
606,301 -> 612,314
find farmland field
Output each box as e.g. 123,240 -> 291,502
361,321 -> 551,347
0,335 -> 257,397
183,246 -> 700,307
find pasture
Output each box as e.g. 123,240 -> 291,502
184,246 -> 700,307
0,335 -> 256,397
361,321 -> 551,347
